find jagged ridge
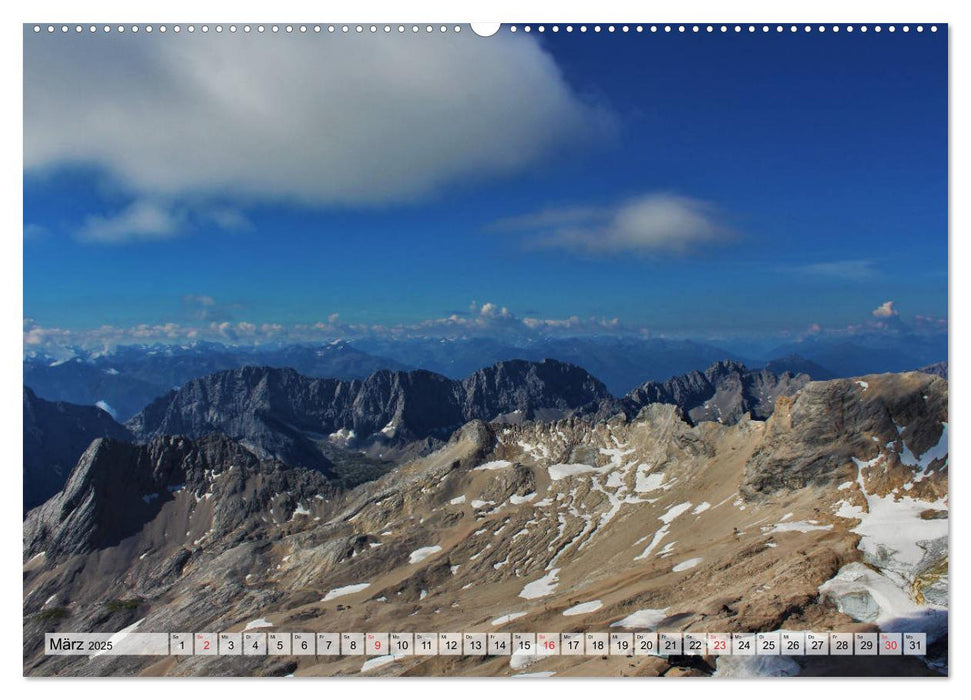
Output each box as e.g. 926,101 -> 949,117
126,359 -> 612,473
623,359 -> 810,424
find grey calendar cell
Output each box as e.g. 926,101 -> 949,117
169,633 -> 192,656
291,633 -> 315,656
218,633 -> 242,656
341,633 -> 364,656
268,632 -> 292,655
855,633 -> 878,656
316,633 -> 339,656
242,632 -> 267,656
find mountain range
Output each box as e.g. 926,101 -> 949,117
23,341 -> 410,422
126,360 -> 613,478
353,336 -> 746,396
24,333 -> 947,423
24,357 -> 809,518
24,369 -> 948,677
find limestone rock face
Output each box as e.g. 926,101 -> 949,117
624,360 -> 810,425
23,434 -> 336,560
742,372 -> 947,499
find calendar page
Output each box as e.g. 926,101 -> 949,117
22,19 -> 948,679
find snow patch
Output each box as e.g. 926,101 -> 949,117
610,608 -> 668,630
634,467 -> 665,493
548,463 -> 596,481
492,611 -> 528,626
361,654 -> 404,673
563,600 -> 603,616
766,521 -> 833,534
510,492 -> 536,505
322,583 -> 370,601
672,557 -> 702,572
509,653 -> 543,670
634,525 -> 671,561
244,618 -> 273,631
409,545 -> 442,564
519,568 -> 560,599
659,501 -> 693,524
474,460 -> 513,471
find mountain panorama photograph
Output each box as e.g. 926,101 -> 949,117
22,21 -> 947,679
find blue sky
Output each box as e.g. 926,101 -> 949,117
23,26 -> 947,349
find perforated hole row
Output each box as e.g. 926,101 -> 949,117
30,24 -> 941,35
509,24 -> 938,34
31,24 -> 465,34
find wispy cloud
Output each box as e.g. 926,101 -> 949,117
79,200 -> 183,243
77,199 -> 251,244
23,223 -> 48,241
490,205 -> 606,233
796,259 -> 878,280
181,294 -> 240,323
492,193 -> 731,257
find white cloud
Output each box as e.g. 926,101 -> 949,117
22,302 -> 640,354
495,193 -> 729,256
25,32 -> 610,209
872,300 -> 899,318
78,200 -> 183,243
76,199 -> 251,243
476,302 -> 511,319
797,260 -> 876,280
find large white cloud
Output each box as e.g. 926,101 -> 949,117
24,31 -> 610,211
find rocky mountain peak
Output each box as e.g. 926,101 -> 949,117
23,387 -> 133,513
623,360 -> 809,425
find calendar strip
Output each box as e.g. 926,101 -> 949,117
45,631 -> 927,657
